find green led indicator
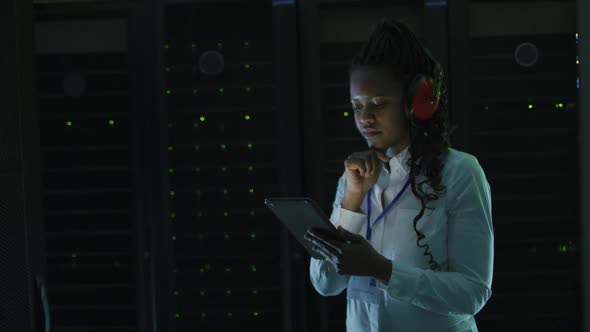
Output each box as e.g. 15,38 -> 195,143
553,103 -> 566,109
250,233 -> 256,239
528,104 -> 533,109
561,245 -> 568,252
251,265 -> 257,272
221,144 -> 227,150
245,115 -> 251,120
199,116 -> 206,122
170,191 -> 175,196
168,146 -> 173,151
245,86 -> 252,93
108,120 -> 115,126
175,313 -> 180,318
244,41 -> 250,47
249,188 -> 254,193
165,89 -> 171,95
248,165 -> 254,171
66,121 -> 73,127
244,63 -> 251,70
344,111 -> 349,117
247,143 -> 253,149
191,43 -> 197,49
218,87 -> 224,94
172,235 -> 177,241
169,168 -> 175,174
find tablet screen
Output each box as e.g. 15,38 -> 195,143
265,197 -> 343,259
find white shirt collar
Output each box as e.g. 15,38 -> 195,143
385,145 -> 411,176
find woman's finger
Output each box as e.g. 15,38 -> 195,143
313,245 -> 339,265
370,152 -> 378,175
375,150 -> 391,163
306,231 -> 343,255
345,157 -> 367,177
364,157 -> 372,177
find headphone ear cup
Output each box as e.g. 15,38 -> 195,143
406,75 -> 439,121
404,75 -> 422,119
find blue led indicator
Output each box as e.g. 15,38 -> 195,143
425,0 -> 447,6
273,0 -> 294,5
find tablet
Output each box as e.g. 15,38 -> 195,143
264,197 -> 344,260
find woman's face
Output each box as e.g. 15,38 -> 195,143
349,66 -> 410,153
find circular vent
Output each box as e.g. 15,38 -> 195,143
199,50 -> 225,75
514,42 -> 539,68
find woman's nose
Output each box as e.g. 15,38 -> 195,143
359,108 -> 375,124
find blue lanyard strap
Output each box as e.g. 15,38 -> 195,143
366,177 -> 412,240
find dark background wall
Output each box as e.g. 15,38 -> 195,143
1,0 -> 588,331
0,1 -> 47,331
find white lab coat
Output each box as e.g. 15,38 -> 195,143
309,147 -> 494,332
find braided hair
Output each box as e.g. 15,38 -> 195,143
350,18 -> 455,271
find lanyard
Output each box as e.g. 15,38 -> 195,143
366,177 -> 412,240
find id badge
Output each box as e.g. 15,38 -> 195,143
346,276 -> 380,304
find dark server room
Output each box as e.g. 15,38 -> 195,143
1,0 -> 588,331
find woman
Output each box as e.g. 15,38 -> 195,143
304,18 -> 494,332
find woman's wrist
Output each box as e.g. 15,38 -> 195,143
373,256 -> 393,285
341,190 -> 366,212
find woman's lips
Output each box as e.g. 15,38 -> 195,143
364,131 -> 381,138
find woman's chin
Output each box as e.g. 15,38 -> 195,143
365,140 -> 388,150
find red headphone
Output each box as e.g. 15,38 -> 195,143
404,61 -> 445,121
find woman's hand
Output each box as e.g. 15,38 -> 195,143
344,149 -> 391,195
341,149 -> 391,212
304,226 -> 392,282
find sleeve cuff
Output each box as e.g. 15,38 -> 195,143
376,260 -> 421,301
332,206 -> 366,234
